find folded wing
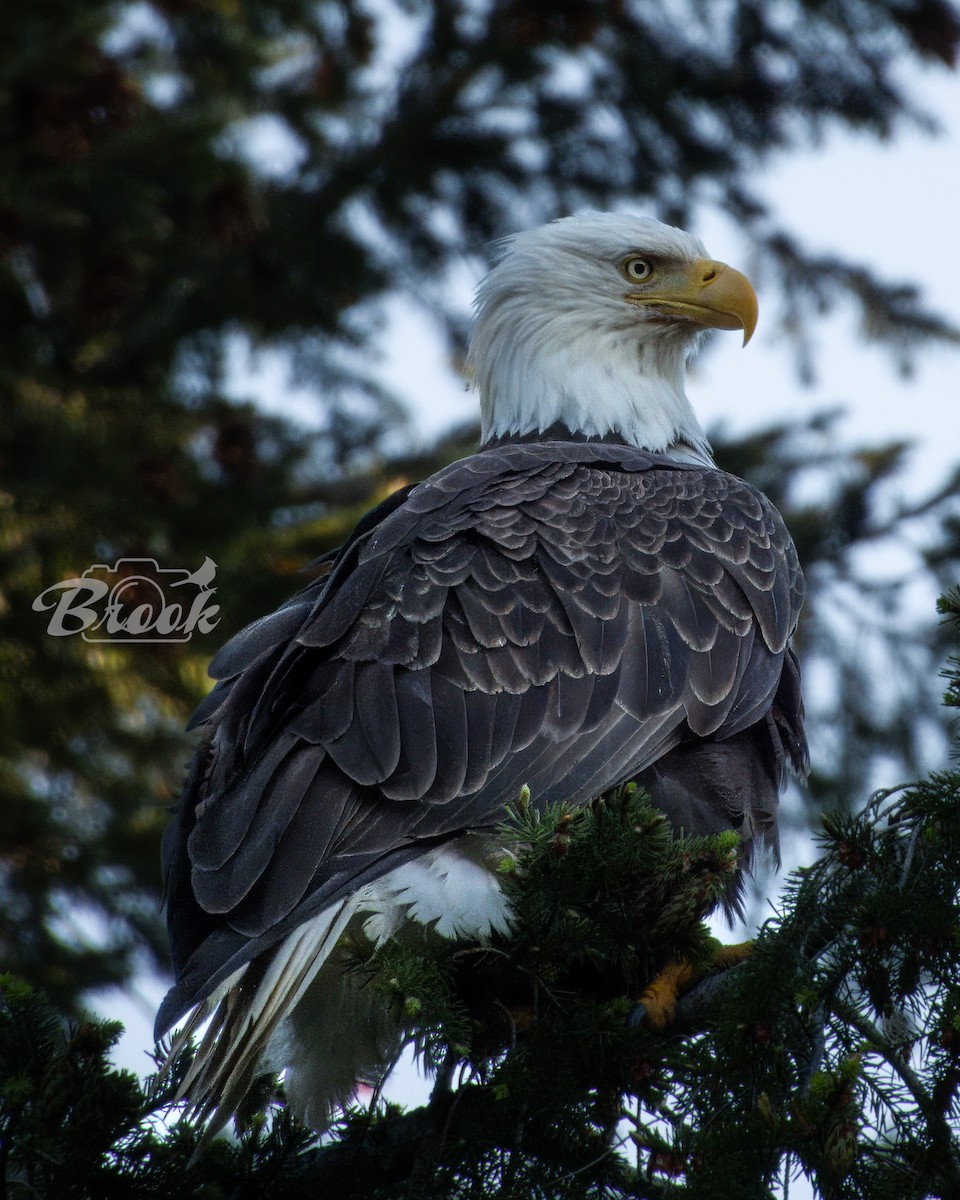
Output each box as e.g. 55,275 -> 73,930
158,441 -> 805,1036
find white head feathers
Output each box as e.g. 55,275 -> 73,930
469,212 -> 738,462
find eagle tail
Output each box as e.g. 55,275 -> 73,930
170,895 -> 359,1152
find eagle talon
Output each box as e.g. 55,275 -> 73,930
632,940 -> 755,1032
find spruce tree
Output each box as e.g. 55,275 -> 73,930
3,590 -> 959,1197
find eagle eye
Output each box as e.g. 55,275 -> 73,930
621,256 -> 653,283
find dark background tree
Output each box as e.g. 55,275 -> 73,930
1,0 -> 958,1034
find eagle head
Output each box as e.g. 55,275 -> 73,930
470,212 -> 758,460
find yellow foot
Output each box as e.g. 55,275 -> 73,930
632,940 -> 754,1031
712,940 -> 753,970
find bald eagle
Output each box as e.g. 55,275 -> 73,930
157,213 -> 807,1133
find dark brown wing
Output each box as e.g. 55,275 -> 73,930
157,441 -> 805,1037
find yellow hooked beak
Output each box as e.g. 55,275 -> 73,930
625,258 -> 758,346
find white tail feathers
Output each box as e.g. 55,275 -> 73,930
167,896 -> 359,1146
162,838 -> 514,1147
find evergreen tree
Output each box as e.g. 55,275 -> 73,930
2,591 -> 958,1198
2,0 -> 958,1023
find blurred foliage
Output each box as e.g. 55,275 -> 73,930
1,0 -> 959,1017
2,596 -> 958,1195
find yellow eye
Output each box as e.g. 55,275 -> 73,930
621,256 -> 653,283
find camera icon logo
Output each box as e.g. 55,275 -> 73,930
33,557 -> 220,643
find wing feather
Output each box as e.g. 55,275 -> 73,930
291,661 -> 355,742
545,670 -> 597,741
427,673 -> 470,801
226,770 -> 362,937
463,690 -> 500,793
324,663 -> 398,784
490,690 -> 523,762
187,735 -> 304,874
379,672 -> 439,800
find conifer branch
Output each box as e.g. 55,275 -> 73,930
833,995 -> 960,1187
